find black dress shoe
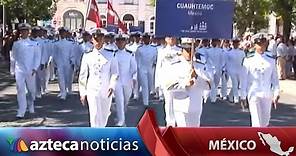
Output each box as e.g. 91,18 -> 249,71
16,116 -> 24,120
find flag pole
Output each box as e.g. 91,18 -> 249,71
84,0 -> 91,30
190,38 -> 195,67
106,0 -> 109,27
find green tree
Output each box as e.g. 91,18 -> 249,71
150,0 -> 156,6
2,0 -> 57,26
269,0 -> 296,40
234,0 -> 270,36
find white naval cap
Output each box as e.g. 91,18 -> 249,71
18,23 -> 31,30
115,34 -> 129,40
232,36 -> 241,42
180,38 -> 194,49
251,33 -> 268,44
89,27 -> 108,36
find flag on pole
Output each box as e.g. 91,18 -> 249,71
86,0 -> 101,28
107,0 -> 128,33
107,1 -> 115,25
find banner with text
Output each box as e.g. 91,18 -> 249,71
155,0 -> 235,39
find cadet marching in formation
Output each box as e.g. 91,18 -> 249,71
10,23 -> 280,128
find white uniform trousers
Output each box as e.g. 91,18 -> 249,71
67,67 -> 74,93
210,71 -> 222,102
249,96 -> 272,127
87,91 -> 112,127
15,72 -> 36,117
173,96 -> 203,127
139,70 -> 152,106
132,74 -> 140,99
49,62 -> 56,80
221,72 -> 229,99
35,67 -> 45,97
149,67 -> 156,94
229,72 -> 245,102
163,89 -> 175,126
57,65 -> 71,97
174,112 -> 201,127
114,84 -> 133,124
44,66 -> 51,92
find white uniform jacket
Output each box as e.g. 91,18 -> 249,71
11,38 -> 41,74
79,47 -> 119,96
135,44 -> 157,73
115,49 -> 137,86
242,52 -> 280,99
53,39 -> 75,67
165,57 -> 211,113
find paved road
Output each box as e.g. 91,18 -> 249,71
0,62 -> 296,127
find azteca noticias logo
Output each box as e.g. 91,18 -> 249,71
7,137 -> 29,152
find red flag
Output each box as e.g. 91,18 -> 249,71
107,0 -> 128,33
86,0 -> 101,28
107,1 -> 115,25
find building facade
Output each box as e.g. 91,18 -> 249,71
52,0 -> 156,33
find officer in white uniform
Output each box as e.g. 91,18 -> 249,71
39,27 -> 52,95
135,33 -> 157,106
11,23 -> 41,119
164,38 -> 211,127
104,32 -> 118,52
126,32 -> 142,100
78,31 -> 93,70
221,40 -> 231,100
154,36 -> 166,100
53,27 -> 75,100
242,36 -> 280,127
226,38 -> 246,104
47,34 -> 56,82
159,37 -> 181,126
79,31 -> 93,54
43,31 -> 54,93
207,39 -> 225,103
30,26 -> 45,98
114,34 -> 137,126
79,29 -> 119,127
195,39 -> 214,103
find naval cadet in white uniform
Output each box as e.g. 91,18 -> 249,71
242,36 -> 280,127
79,29 -> 119,127
157,36 -> 180,126
220,40 -> 231,100
53,27 -> 76,100
114,34 -> 137,127
10,23 -> 41,119
30,26 -> 44,99
195,39 -> 214,103
79,31 -> 93,54
135,33 -> 157,106
226,38 -> 246,104
164,38 -> 211,127
126,32 -> 142,100
207,39 -> 225,103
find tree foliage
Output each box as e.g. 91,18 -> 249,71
150,0 -> 156,6
2,0 -> 57,25
269,0 -> 296,39
234,0 -> 270,36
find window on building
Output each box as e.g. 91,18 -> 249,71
123,14 -> 135,30
101,15 -> 107,27
150,16 -> 155,34
63,10 -> 84,30
97,0 -> 107,3
124,0 -> 134,4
